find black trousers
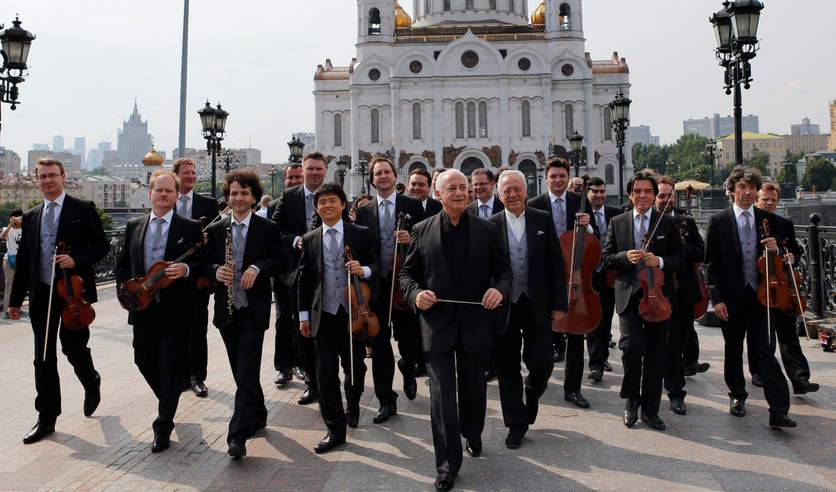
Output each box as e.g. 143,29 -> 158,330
563,334 -> 585,394
290,281 -> 317,388
682,307 -> 701,367
588,270 -> 614,371
218,307 -> 268,442
493,295 -> 553,430
371,272 -> 420,406
663,303 -> 687,400
185,292 -> 210,382
133,302 -> 189,436
273,281 -> 299,371
29,282 -> 98,423
425,328 -> 489,477
313,308 -> 367,437
618,295 -> 669,414
747,310 -> 811,386
720,286 -> 790,415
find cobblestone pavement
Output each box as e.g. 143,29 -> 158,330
1,284 -> 835,491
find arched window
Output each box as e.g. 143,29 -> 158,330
369,8 -> 381,35
461,157 -> 483,176
518,159 -> 537,197
409,161 -> 427,173
564,104 -> 574,139
521,100 -> 531,137
455,103 -> 464,139
605,164 -> 614,185
425,0 -> 432,15
489,0 -> 496,8
467,102 -> 476,138
413,103 -> 422,140
603,107 -> 612,141
466,0 -> 474,8
334,114 -> 342,147
509,0 -> 516,13
444,0 -> 451,11
559,3 -> 571,30
479,102 -> 488,138
371,109 -> 380,144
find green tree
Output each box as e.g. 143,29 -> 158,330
116,199 -> 129,207
194,181 -> 222,198
28,198 -> 43,210
97,206 -> 114,230
88,167 -> 110,176
801,158 -> 836,192
631,142 -> 669,176
0,202 -> 20,226
777,151 -> 806,185
743,151 -> 770,175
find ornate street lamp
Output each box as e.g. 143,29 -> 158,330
569,130 -> 584,177
222,149 -> 235,174
609,91 -> 631,205
537,163 -> 545,195
287,136 -> 305,164
526,172 -> 536,198
269,167 -> 278,197
198,101 -> 228,197
0,16 -> 35,139
336,156 -> 348,188
705,138 -> 717,185
358,154 -> 369,194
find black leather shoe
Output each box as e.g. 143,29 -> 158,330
151,433 -> 170,453
670,398 -> 686,415
552,349 -> 565,363
314,433 -> 346,454
608,340 -> 617,348
228,437 -> 246,457
694,362 -> 710,373
640,411 -> 666,431
751,374 -> 764,388
274,369 -> 292,386
624,399 -> 639,427
415,362 -> 429,378
22,421 -> 55,444
769,413 -> 797,428
525,394 -> 539,425
83,372 -> 101,417
588,369 -> 603,381
484,368 -> 497,382
505,428 -> 525,449
404,374 -> 417,400
465,439 -> 482,457
793,380 -> 820,394
603,360 -> 613,372
729,398 -> 746,417
293,366 -> 306,380
564,392 -> 590,409
346,406 -> 360,429
435,472 -> 456,491
373,405 -> 397,424
298,385 -> 318,405
191,378 -> 208,397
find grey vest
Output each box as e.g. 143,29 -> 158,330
738,211 -> 759,289
379,200 -> 396,278
233,223 -> 249,308
507,220 -> 529,304
38,202 -> 59,284
322,231 -> 348,315
143,218 -> 168,275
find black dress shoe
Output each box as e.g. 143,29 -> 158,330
670,398 -> 686,415
624,399 -> 639,427
314,433 -> 346,454
694,362 -> 710,373
505,428 -> 525,449
191,378 -> 208,397
465,439 -> 482,457
293,366 -> 306,380
403,374 -> 418,400
640,411 -> 666,431
793,380 -> 820,394
435,472 -> 456,491
22,421 -> 55,444
729,398 -> 746,417
151,433 -> 170,453
346,404 -> 360,429
83,372 -> 101,417
274,369 -> 292,386
373,405 -> 397,424
588,369 -> 603,381
484,368 -> 497,382
751,374 -> 764,388
552,349 -> 565,363
228,437 -> 246,457
608,340 -> 617,348
769,413 -> 797,428
298,385 -> 318,405
564,392 -> 590,409
603,360 -> 613,372
415,362 -> 429,378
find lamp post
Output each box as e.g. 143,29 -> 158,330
537,163 -> 545,195
336,156 -> 348,188
222,149 -> 235,174
198,100 -> 228,197
525,172 -> 536,198
569,130 -> 584,177
705,138 -> 717,186
609,91 -> 632,205
269,167 -> 278,197
287,136 -> 305,164
711,0 -> 764,167
0,16 -> 35,143
357,154 -> 369,194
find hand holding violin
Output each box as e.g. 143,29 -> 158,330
395,230 -> 410,245
761,236 -> 778,253
575,213 -> 590,227
641,252 -> 660,268
345,260 -> 364,276
55,253 -> 75,269
164,262 -> 189,280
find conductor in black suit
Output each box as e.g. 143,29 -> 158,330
487,170 -> 566,450
8,158 -> 110,445
173,158 -> 219,398
601,171 -> 685,431
408,168 -> 443,217
400,169 -> 512,492
115,170 -> 204,453
205,169 -> 286,457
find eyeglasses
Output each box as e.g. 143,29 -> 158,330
37,173 -> 62,181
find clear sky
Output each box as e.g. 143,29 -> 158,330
1,1 -> 832,168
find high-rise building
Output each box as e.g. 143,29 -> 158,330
117,101 -> 153,165
683,113 -> 759,139
0,147 -> 21,176
629,125 -> 659,147
32,144 -> 49,151
86,142 -> 112,170
791,117 -> 820,136
52,135 -> 64,153
293,132 -> 317,154
27,150 -> 82,173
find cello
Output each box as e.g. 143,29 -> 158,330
55,242 -> 96,330
553,174 -> 602,335
682,185 -> 710,319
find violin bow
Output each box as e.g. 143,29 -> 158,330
344,246 -> 354,387
782,240 -> 810,340
387,213 -> 409,330
43,245 -> 59,361
201,207 -> 232,233
641,181 -> 677,254
762,219 -> 773,347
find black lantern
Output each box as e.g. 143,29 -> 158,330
726,0 -> 764,45
358,155 -> 369,194
197,100 -> 228,197
288,137 -> 305,164
609,91 -> 632,123
569,130 -> 584,177
710,9 -> 733,52
0,16 -> 35,71
213,104 -> 228,133
198,101 -> 216,133
336,156 -> 348,188
609,91 -> 632,205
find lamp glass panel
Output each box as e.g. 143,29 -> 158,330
199,111 -> 215,132
214,110 -> 228,132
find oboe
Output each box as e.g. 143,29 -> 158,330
225,225 -> 235,324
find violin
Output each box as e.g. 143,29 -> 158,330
756,219 -> 789,308
681,185 -> 710,319
343,246 -> 380,341
396,183 -> 407,194
55,242 -> 96,331
636,197 -> 673,323
778,239 -> 806,316
118,240 -> 201,312
553,174 -> 602,335
389,212 -> 412,313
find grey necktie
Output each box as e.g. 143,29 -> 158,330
305,193 -> 314,228
596,211 -> 606,246
479,204 -> 489,218
381,199 -> 392,226
634,214 -> 647,250
44,201 -> 56,231
741,210 -> 752,238
234,222 -> 245,250
552,197 -> 566,235
328,228 -> 340,260
153,217 -> 165,245
178,195 -> 190,217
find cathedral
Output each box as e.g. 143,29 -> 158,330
314,0 -> 632,198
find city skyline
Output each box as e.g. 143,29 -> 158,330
1,1 -> 833,168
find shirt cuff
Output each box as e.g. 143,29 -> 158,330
300,311 -> 310,321
361,266 -> 372,279
586,225 -> 594,235
658,257 -> 665,270
250,265 -> 260,274
184,265 -> 190,277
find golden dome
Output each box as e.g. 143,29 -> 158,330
531,1 -> 546,25
395,2 -> 412,28
142,145 -> 164,167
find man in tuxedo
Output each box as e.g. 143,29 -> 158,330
173,158 -> 219,398
298,182 -> 378,453
273,153 -> 328,405
355,157 -> 426,424
400,169 -> 512,492
205,169 -> 286,456
8,158 -> 109,445
488,170 -> 566,449
601,171 -> 685,431
655,175 -> 705,416
465,168 -> 504,218
115,170 -> 204,452
748,183 -> 819,395
586,177 -> 621,381
569,177 -> 584,194
527,158 -> 597,406
409,168 -> 443,217
704,166 -> 795,428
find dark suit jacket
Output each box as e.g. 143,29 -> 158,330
10,194 -> 109,307
465,195 -> 505,217
770,213 -> 800,267
272,184 -> 314,286
297,222 -> 379,337
673,212 -> 705,303
424,198 -> 443,217
176,192 -> 219,226
114,213 -> 204,326
203,214 -> 286,330
354,192 -> 426,304
601,209 -> 686,314
527,190 -> 600,240
704,206 -> 778,313
487,207 -> 567,334
400,212 -> 513,353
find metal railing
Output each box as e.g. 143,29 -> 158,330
93,231 -> 124,283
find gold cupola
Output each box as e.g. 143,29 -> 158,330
142,140 -> 164,167
531,1 -> 546,25
395,2 -> 413,28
